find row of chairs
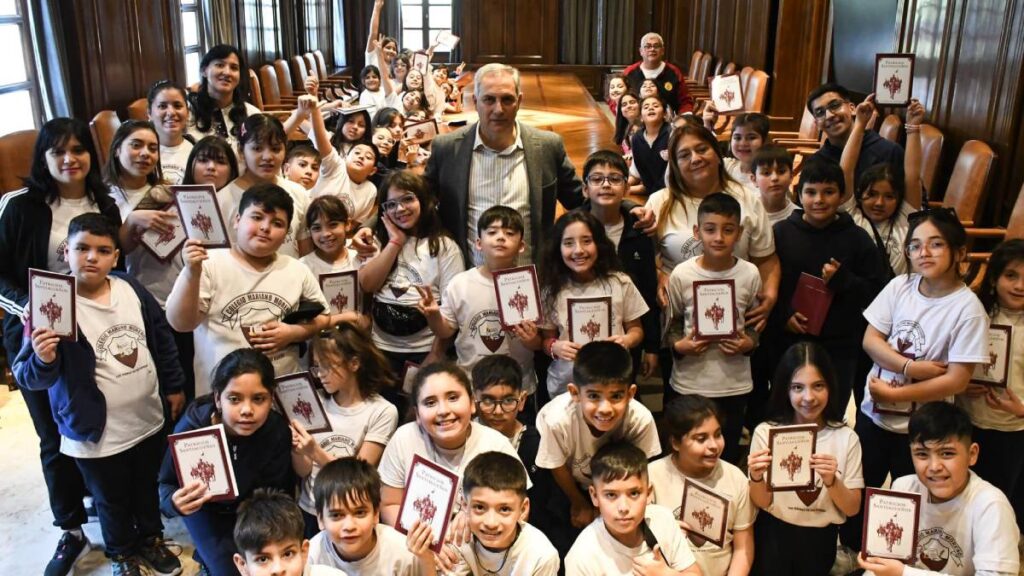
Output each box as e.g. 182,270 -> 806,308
681,49 -> 771,138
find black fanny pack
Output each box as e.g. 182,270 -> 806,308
372,301 -> 428,336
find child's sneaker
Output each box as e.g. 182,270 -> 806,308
137,537 -> 183,576
44,530 -> 89,576
111,555 -> 144,576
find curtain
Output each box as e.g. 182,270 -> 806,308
332,0 -> 347,67
202,0 -> 238,47
26,0 -> 71,118
560,0 -> 636,65
381,0 -> 402,51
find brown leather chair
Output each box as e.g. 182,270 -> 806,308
721,61 -> 736,76
89,110 -> 121,169
691,53 -> 714,87
248,69 -> 292,115
963,181 -> 1024,288
878,114 -> 902,143
928,140 -> 996,227
772,107 -> 822,148
248,69 -> 265,110
684,50 -> 703,80
919,124 -> 944,200
0,129 -> 37,193
738,66 -> 754,95
291,55 -> 314,95
274,60 -> 299,98
259,65 -> 299,107
127,98 -> 149,121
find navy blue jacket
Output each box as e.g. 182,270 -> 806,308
12,272 -> 184,442
812,131 -> 904,185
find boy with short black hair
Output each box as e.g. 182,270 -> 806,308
421,206 -> 539,401
859,402 -> 1019,576
750,145 -> 797,225
306,457 -> 436,574
166,183 -> 331,397
15,212 -> 185,576
667,192 -> 762,462
565,442 -> 700,575
233,488 -> 344,576
449,451 -> 560,575
283,144 -> 322,191
534,341 -> 661,556
582,150 -> 660,378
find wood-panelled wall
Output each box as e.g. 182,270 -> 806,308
461,0 -> 559,64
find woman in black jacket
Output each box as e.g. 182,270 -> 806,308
0,117 -> 119,574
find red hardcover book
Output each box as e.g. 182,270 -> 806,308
790,273 -> 833,336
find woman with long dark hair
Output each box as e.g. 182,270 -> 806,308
186,44 -> 259,148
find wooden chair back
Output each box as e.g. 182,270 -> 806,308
89,110 -> 121,169
878,114 -> 902,142
721,61 -> 736,76
291,55 -> 313,93
1003,182 -> 1024,240
0,129 -> 37,193
919,124 -> 944,199
248,69 -> 265,110
743,70 -> 769,112
275,60 -> 297,98
260,65 -> 287,106
686,50 -> 703,79
695,53 -> 713,86
303,54 -> 319,81
127,98 -> 148,121
943,140 -> 995,226
313,50 -> 330,80
738,66 -> 754,94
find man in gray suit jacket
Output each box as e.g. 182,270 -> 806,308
425,63 -> 584,265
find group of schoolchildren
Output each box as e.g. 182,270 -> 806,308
3,24 -> 1024,576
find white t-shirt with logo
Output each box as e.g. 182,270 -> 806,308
377,421 -> 527,518
841,195 -> 913,276
439,267 -> 538,394
217,176 -> 311,259
297,393 -> 398,515
299,249 -> 364,277
666,256 -> 762,397
47,195 -> 98,274
878,472 -> 1019,576
370,236 -> 465,353
535,392 -> 661,486
307,523 -> 424,575
62,277 -> 164,458
648,456 -> 757,576
750,422 -> 864,527
451,523 -> 560,576
113,184 -> 185,307
160,140 -> 194,185
188,249 -> 328,396
565,504 -> 697,576
766,200 -> 797,226
311,150 -> 378,227
861,274 -> 990,433
645,182 -> 775,275
958,309 -> 1024,432
539,272 -> 650,396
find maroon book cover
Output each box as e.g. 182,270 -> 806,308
790,273 -> 834,336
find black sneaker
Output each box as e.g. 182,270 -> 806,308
44,531 -> 89,576
111,555 -> 144,576
138,537 -> 183,576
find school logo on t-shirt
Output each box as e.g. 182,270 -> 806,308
387,261 -> 424,298
221,291 -> 291,344
469,310 -> 505,352
916,527 -> 964,571
892,320 -> 926,357
56,238 -> 68,263
319,434 -> 357,457
94,323 -> 148,369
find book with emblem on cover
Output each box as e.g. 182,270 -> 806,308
396,455 -> 459,553
861,488 -> 921,563
273,372 -> 331,434
167,424 -> 238,502
692,279 -> 738,341
680,478 -> 729,548
768,424 -> 817,492
567,296 -> 612,343
492,265 -> 542,327
172,184 -> 230,248
28,268 -> 77,341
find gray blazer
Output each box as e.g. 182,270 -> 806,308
424,122 -> 584,262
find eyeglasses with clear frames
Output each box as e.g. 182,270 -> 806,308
642,43 -> 663,50
310,364 -> 331,379
476,396 -> 520,413
812,99 -> 848,120
382,194 -> 417,213
906,239 -> 948,255
585,174 -> 626,186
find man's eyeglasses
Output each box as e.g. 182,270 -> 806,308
585,174 -> 626,186
382,194 -> 417,213
476,396 -> 520,413
642,43 -> 663,50
811,99 -> 848,120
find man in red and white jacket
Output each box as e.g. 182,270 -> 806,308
622,32 -> 695,115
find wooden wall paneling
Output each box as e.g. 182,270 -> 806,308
461,0 -> 558,64
766,0 -> 832,132
732,0 -> 771,70
898,0 -> 1024,223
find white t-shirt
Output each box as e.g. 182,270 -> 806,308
565,504 -> 697,576
311,150 -> 378,227
370,236 -> 465,353
539,272 -> 650,396
185,249 -> 328,396
297,392 -> 398,514
307,524 -> 424,575
377,421 -> 527,517
878,472 -> 1020,576
765,199 -> 797,226
47,195 -> 98,274
605,219 -> 625,249
645,182 -> 775,274
841,196 -> 913,276
451,523 -> 560,576
112,184 -> 185,307
299,248 -> 364,278
750,422 -> 864,527
218,176 -> 311,259
186,101 -> 261,151
439,267 -> 538,394
535,392 -> 661,486
666,256 -> 762,396
861,274 -> 990,433
724,157 -> 758,194
957,309 -> 1024,432
359,88 -> 388,116
648,456 -> 757,576
62,277 -> 164,458
160,140 -> 194,185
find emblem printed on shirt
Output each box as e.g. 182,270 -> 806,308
469,310 -> 505,352
915,527 -> 964,571
891,320 -> 926,357
56,238 -> 68,263
319,434 -> 358,457
94,323 -> 148,369
387,261 -> 424,298
221,291 -> 290,345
